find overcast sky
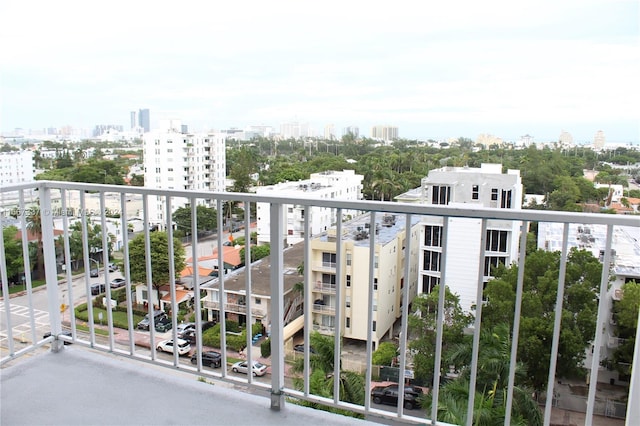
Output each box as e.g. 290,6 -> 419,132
1,0 -> 638,143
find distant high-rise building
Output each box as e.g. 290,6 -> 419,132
559,130 -> 573,146
130,111 -> 137,130
181,125 -> 188,134
342,126 -> 359,139
370,125 -> 398,141
324,124 -> 335,140
594,130 -> 606,149
138,109 -> 150,132
143,128 -> 227,227
280,121 -> 311,139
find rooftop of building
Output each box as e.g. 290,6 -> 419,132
538,222 -> 640,278
317,213 -> 421,247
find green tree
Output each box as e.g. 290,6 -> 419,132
372,341 -> 398,366
408,286 -> 473,384
2,226 -> 24,280
609,281 -> 639,377
128,232 -> 185,308
426,324 -> 542,425
228,146 -> 258,193
291,332 -> 365,415
482,249 -> 601,390
60,220 -> 110,270
26,207 -> 45,280
172,205 -> 217,236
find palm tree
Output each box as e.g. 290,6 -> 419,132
424,323 -> 542,425
26,207 -> 44,280
291,332 -> 365,410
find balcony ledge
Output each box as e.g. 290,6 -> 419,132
1,347 -> 371,426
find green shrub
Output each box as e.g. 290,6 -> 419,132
372,342 -> 398,366
261,338 -> 271,358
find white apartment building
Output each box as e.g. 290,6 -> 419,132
538,222 -> 640,386
256,170 -> 364,247
396,163 -> 523,313
310,213 -> 421,349
0,150 -> 36,215
370,125 -> 398,142
143,128 -> 226,228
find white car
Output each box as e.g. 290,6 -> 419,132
231,361 -> 268,377
156,339 -> 191,356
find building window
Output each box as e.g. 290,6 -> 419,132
424,225 -> 442,247
486,230 -> 508,252
346,317 -> 351,328
346,296 -> 351,308
322,252 -> 337,267
346,253 -> 352,266
472,185 -> 479,200
422,275 -> 439,293
255,298 -> 261,304
432,185 -> 451,205
374,256 -> 379,269
373,278 -> 378,290
491,188 -> 498,201
373,300 -> 377,311
484,256 -> 507,276
322,273 -> 336,285
372,321 -> 376,332
423,250 -> 441,271
501,190 -> 512,208
288,229 -> 293,235
346,275 -> 351,287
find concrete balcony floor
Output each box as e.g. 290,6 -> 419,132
1,346 -> 371,426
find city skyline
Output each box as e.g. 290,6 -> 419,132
1,0 -> 638,143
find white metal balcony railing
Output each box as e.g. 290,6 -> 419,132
202,300 -> 265,318
1,180 -> 639,426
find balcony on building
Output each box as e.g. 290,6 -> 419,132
1,180 -> 639,426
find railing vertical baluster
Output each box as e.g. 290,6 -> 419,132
586,224 -> 614,421
217,199 -> 227,377
466,218 -> 489,426
504,221 -> 530,425
397,213 -> 414,418
120,192 -> 135,355
0,198 -> 13,355
244,200 -> 254,378
303,204 -> 311,397
431,216 -> 449,424
142,194 -> 156,358
192,196 -> 204,372
168,196 -> 178,366
365,212 -> 376,410
60,190 -> 76,340
100,191 -> 114,351
80,191 -> 96,346
333,208 -> 343,405
40,185 -> 62,352
543,223 -> 571,425
269,202 -> 285,410
18,190 -> 36,346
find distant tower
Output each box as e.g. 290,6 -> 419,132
593,130 -> 606,149
138,109 -> 150,133
558,130 -> 573,146
324,124 -> 335,140
130,111 -> 137,130
342,126 -> 359,139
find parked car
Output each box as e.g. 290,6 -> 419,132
137,310 -> 167,331
176,322 -> 195,338
90,268 -> 99,277
108,263 -> 118,272
371,384 -> 423,410
190,351 -> 221,368
201,321 -> 217,332
293,344 -> 316,354
156,339 -> 191,356
43,331 -> 73,345
90,283 -> 105,295
110,278 -> 126,289
181,329 -> 197,344
155,317 -> 172,332
231,361 -> 267,377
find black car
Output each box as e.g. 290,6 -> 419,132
293,344 -> 316,354
181,329 -> 197,344
90,283 -> 106,295
155,316 -> 172,332
371,384 -> 423,410
137,310 -> 167,330
190,351 -> 222,368
201,320 -> 217,332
